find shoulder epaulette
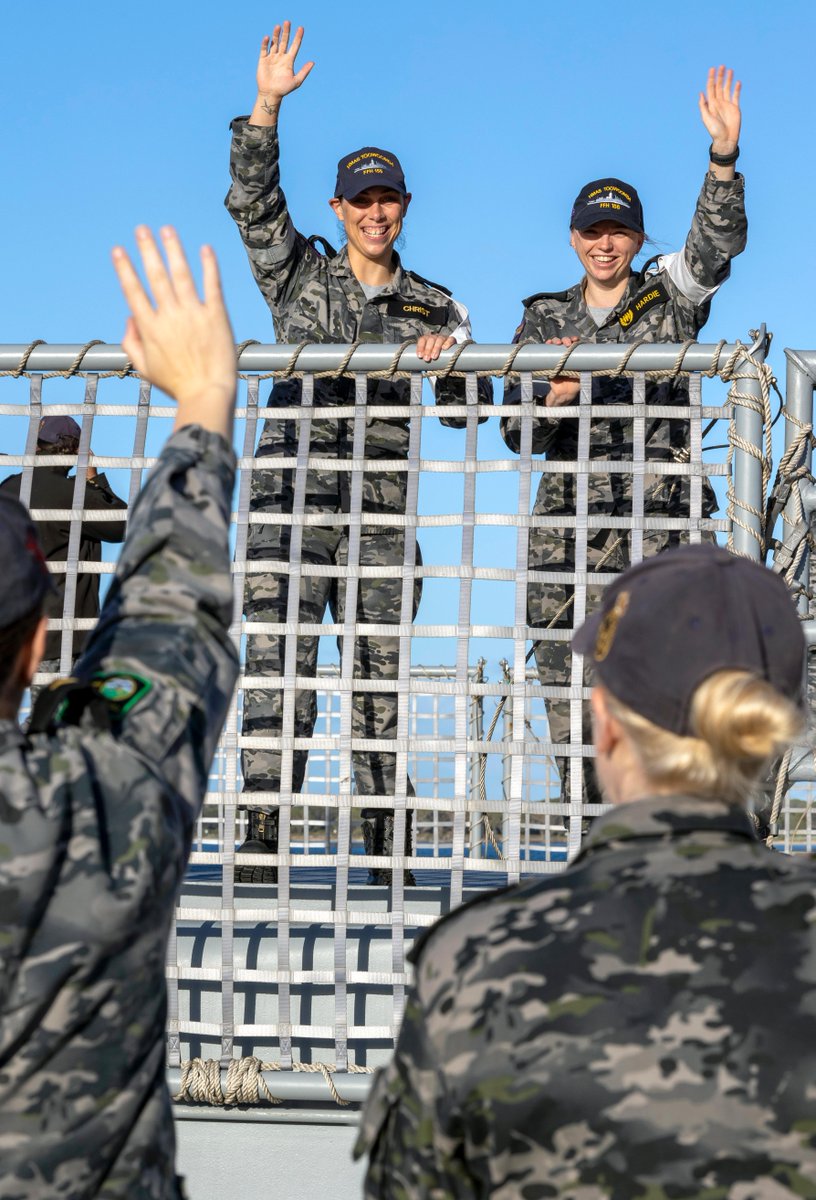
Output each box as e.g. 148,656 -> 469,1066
522,289 -> 573,307
307,234 -> 338,259
407,883 -> 517,965
28,678 -> 112,735
406,269 -> 453,298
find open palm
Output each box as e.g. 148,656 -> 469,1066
257,22 -> 314,100
699,65 -> 741,149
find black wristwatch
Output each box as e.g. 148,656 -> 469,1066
709,144 -> 739,166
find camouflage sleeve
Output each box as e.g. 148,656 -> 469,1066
500,308 -> 562,455
433,296 -> 494,427
660,171 -> 747,299
73,424 -> 239,810
224,116 -> 321,319
355,987 -> 476,1198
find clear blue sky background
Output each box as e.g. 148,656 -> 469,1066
0,0 -> 812,358
1,0 -> 813,675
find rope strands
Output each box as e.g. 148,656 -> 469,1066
174,1057 -> 374,1107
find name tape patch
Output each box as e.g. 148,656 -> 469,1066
618,282 -> 669,330
386,299 -> 448,325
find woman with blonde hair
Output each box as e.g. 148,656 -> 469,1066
357,544 -> 816,1199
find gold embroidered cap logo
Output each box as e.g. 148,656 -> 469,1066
593,591 -> 630,661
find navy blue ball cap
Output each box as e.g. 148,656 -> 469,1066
38,415 -> 81,445
335,147 -> 407,200
0,494 -> 54,629
572,544 -> 805,735
570,178 -> 644,233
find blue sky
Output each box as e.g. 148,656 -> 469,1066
1,0 -> 813,673
0,0 -> 812,358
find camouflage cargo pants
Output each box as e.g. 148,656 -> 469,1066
243,521 -> 421,804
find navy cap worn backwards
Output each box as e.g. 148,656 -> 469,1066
0,494 -> 53,629
572,544 -> 805,736
335,148 -> 407,201
570,178 -> 644,233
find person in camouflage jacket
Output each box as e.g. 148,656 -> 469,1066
0,227 -> 239,1200
357,545 -> 815,1200
500,67 -> 747,815
225,23 -> 491,884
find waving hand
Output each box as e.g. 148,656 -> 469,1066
250,23 -> 315,126
699,66 -> 742,178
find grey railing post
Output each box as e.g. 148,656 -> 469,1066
468,658 -> 486,860
782,350 -> 816,611
781,350 -> 816,786
730,328 -> 769,561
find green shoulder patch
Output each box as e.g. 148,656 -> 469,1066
91,671 -> 153,716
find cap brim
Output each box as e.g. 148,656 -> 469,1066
571,211 -> 643,233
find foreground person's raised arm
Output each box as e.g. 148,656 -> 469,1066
75,226 -> 239,804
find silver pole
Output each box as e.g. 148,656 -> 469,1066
782,350 -> 816,611
468,658 -> 486,860
731,328 -> 768,560
0,340 -> 759,376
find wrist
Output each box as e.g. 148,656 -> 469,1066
256,92 -> 282,113
709,141 -> 739,164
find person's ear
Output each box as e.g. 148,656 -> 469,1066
635,232 -> 645,253
12,615 -> 49,694
569,229 -> 577,251
402,192 -> 412,217
328,196 -> 345,223
591,686 -> 620,758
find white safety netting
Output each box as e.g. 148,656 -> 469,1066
2,339 -> 813,1099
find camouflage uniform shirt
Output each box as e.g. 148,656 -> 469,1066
0,426 -> 238,1199
501,172 -> 747,532
225,117 -> 490,515
357,795 -> 816,1198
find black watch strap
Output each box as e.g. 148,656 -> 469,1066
709,143 -> 739,166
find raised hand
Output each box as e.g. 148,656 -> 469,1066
112,227 -> 237,439
699,65 -> 742,154
255,23 -> 314,118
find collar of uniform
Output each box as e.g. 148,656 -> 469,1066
327,246 -> 405,295
575,793 -> 758,859
579,271 -> 641,325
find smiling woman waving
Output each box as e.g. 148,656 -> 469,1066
225,23 -> 491,885
500,67 -> 747,822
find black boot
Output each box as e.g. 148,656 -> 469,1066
361,811 -> 416,887
235,808 -> 279,883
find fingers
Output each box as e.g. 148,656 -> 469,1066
294,60 -> 315,87
705,64 -> 741,104
289,23 -> 305,57
134,226 -> 176,308
120,315 -> 146,374
159,226 -> 199,304
111,244 -> 154,324
200,244 -> 224,309
416,334 -> 455,362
